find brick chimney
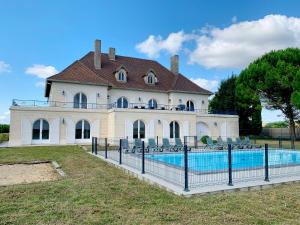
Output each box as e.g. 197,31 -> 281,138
108,47 -> 115,60
170,55 -> 179,74
94,40 -> 101,69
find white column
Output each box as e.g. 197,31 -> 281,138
66,118 -> 75,144
50,118 -> 60,144
21,118 -> 31,145
162,120 -> 169,138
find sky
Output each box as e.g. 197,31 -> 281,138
1,0 -> 300,124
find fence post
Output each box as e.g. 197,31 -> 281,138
156,136 -> 159,146
92,137 -> 95,154
105,138 -> 108,159
119,139 -> 122,165
184,144 -> 189,192
264,144 -> 270,182
228,144 -> 233,186
94,138 -> 98,155
279,136 -> 282,149
194,136 -> 198,149
291,136 -> 295,149
142,141 -> 145,174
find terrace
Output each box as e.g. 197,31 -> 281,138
11,99 -> 237,115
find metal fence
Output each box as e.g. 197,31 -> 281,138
91,136 -> 300,191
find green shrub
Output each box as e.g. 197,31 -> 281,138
0,133 -> 9,143
200,135 -> 209,144
0,124 -> 9,133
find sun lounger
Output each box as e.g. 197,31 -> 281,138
121,138 -> 131,153
132,138 -> 144,153
227,137 -> 243,149
206,137 -> 223,150
245,136 -> 261,148
162,138 -> 177,152
175,138 -> 191,151
147,138 -> 162,152
236,137 -> 250,149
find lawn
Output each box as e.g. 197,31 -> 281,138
1,146 -> 300,224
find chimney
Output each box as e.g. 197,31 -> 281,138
170,55 -> 179,74
108,47 -> 115,60
94,39 -> 101,69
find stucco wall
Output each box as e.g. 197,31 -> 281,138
9,105 -> 239,146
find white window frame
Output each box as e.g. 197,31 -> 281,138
170,121 -> 180,139
74,92 -> 87,109
117,97 -> 128,108
133,120 -> 145,139
32,119 -> 50,144
75,120 -> 91,142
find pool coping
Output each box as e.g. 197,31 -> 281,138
88,152 -> 300,197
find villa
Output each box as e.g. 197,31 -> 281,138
9,40 -> 239,146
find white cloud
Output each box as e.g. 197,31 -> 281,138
136,31 -> 192,58
136,15 -> 300,69
189,15 -> 300,68
190,78 -> 219,92
25,64 -> 58,79
0,111 -> 10,124
35,81 -> 45,88
0,61 -> 11,73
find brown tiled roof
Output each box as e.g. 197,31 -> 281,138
46,52 -> 212,97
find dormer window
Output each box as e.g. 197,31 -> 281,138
145,71 -> 157,85
115,68 -> 127,82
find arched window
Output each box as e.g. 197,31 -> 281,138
116,69 -> 127,82
75,120 -> 90,139
117,97 -> 128,108
32,119 -> 49,140
170,121 -> 180,138
133,120 -> 145,139
74,92 -> 87,109
148,99 -> 157,109
186,100 -> 194,111
146,72 -> 155,85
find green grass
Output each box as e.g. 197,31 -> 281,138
1,146 -> 300,224
255,139 -> 300,149
0,133 -> 8,143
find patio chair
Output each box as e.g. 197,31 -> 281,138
206,137 -> 223,150
227,137 -> 243,149
132,138 -> 144,153
147,138 -> 163,152
217,136 -> 226,148
244,136 -> 261,148
235,137 -> 247,149
161,138 -> 177,152
175,138 -> 191,151
121,138 -> 131,153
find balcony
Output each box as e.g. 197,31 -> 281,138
11,99 -> 237,115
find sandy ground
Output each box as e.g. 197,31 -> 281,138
0,163 -> 58,186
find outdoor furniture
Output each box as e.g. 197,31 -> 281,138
121,139 -> 129,153
236,137 -> 250,149
206,137 -> 223,150
227,137 -> 243,149
147,138 -> 162,152
162,138 -> 177,152
245,136 -> 261,148
175,138 -> 191,151
217,136 -> 225,148
132,138 -> 143,153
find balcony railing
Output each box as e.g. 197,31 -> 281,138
11,99 -> 237,115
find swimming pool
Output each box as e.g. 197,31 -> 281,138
145,150 -> 300,173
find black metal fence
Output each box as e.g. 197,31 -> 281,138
91,136 -> 300,191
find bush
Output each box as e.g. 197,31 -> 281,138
0,133 -> 9,143
200,135 -> 209,144
0,124 -> 9,133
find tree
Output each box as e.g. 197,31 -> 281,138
209,75 -> 262,135
0,124 -> 9,133
264,121 -> 289,128
237,48 -> 300,139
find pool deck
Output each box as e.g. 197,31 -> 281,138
88,151 -> 300,197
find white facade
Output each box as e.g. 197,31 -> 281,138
9,81 -> 239,146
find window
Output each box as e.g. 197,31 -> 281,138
117,97 -> 128,108
75,120 -> 90,139
148,99 -> 157,109
32,119 -> 49,140
74,92 -> 87,109
170,121 -> 180,138
133,120 -> 145,139
116,69 -> 127,82
146,72 -> 155,85
186,100 -> 194,111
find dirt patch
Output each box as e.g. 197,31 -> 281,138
0,162 -> 59,186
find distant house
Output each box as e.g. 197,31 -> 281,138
9,40 -> 239,146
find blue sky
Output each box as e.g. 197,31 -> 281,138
1,0 -> 300,124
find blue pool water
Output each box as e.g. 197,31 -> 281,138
145,150 -> 300,172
